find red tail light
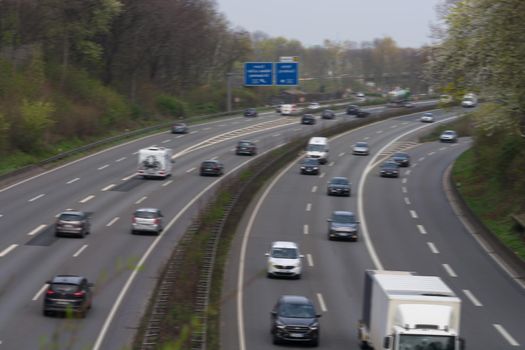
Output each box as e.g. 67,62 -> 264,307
46,289 -> 55,295
154,218 -> 160,225
73,291 -> 85,297
132,217 -> 136,223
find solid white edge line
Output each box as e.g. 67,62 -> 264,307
73,244 -> 89,258
0,244 -> 18,257
28,224 -> 47,236
442,264 -> 458,277
316,293 -> 327,312
106,217 -> 119,227
493,324 -> 520,346
427,242 -> 439,254
462,289 -> 483,307
306,254 -> 314,267
32,284 -> 49,301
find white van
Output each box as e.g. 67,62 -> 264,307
137,146 -> 173,179
280,104 -> 298,116
461,93 -> 478,108
306,137 -> 329,164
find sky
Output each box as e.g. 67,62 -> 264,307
215,0 -> 444,48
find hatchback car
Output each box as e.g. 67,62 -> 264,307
235,140 -> 257,156
391,152 -> 411,167
440,130 -> 458,143
321,109 -> 336,119
243,108 -> 258,117
300,157 -> 320,175
379,161 -> 400,178
131,208 -> 164,235
200,160 -> 224,176
327,211 -> 359,241
171,122 -> 188,134
420,112 -> 434,123
327,176 -> 351,196
266,241 -> 303,279
271,295 -> 321,346
55,211 -> 90,238
352,141 -> 369,156
301,114 -> 316,125
43,275 -> 93,317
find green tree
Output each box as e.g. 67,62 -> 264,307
14,99 -> 55,152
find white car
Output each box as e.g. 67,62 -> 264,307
352,141 -> 369,156
266,241 -> 303,279
420,112 -> 434,123
308,102 -> 321,110
440,130 -> 458,143
280,104 -> 298,116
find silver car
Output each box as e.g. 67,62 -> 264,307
440,130 -> 458,143
352,141 -> 369,156
131,208 -> 164,235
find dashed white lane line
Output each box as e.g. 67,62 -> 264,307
102,184 -> 115,191
98,164 -> 109,170
219,124 -> 226,127
116,157 -> 126,162
311,186 -> 317,193
303,224 -> 309,235
28,194 -> 45,202
410,210 -> 418,219
186,167 -> 196,173
190,130 -> 198,134
28,224 -> 47,236
443,264 -> 458,277
338,152 -> 345,157
418,157 -> 425,162
328,161 -> 335,166
417,225 -> 427,234
376,130 -> 383,134
272,133 -> 281,137
80,195 -> 95,203
122,173 -> 135,181
319,173 -> 325,178
67,178 -> 80,184
162,180 -> 173,187
364,136 -> 370,140
73,244 -> 89,258
306,203 -> 312,211
135,196 -> 147,204
306,254 -> 314,267
428,151 -> 435,156
404,197 -> 411,205
462,289 -> 483,307
161,139 -> 171,144
203,127 -> 211,131
175,135 -> 184,138
402,178 -> 407,184
0,244 -> 18,257
316,293 -> 327,312
427,242 -> 440,254
391,125 -> 398,128
32,284 -> 48,301
402,187 -> 408,193
493,324 -> 520,346
405,169 -> 411,175
293,127 -> 302,131
439,147 -> 447,151
107,217 -> 119,227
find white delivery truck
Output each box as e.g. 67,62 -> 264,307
137,146 -> 173,179
306,137 -> 329,164
358,270 -> 464,350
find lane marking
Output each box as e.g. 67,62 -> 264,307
338,152 -> 345,157
107,217 -> 119,227
28,224 -> 47,236
73,244 -> 89,258
272,133 -> 281,137
101,184 -> 115,191
427,242 -> 439,254
410,210 -> 418,218
98,164 -> 109,170
405,169 -> 411,175
376,130 -> 383,134
0,244 -> 18,257
175,135 -> 184,138
402,178 -> 407,184
402,187 -> 407,193
116,157 -> 126,162
364,136 -> 370,140
80,195 -> 95,203
306,254 -> 314,267
186,167 -> 196,173
428,151 -> 435,156
67,178 -> 80,184
32,284 -> 48,301
28,194 -> 45,202
203,127 -> 211,131
493,324 -> 520,346
443,264 -> 457,277
161,139 -> 171,144
328,161 -> 335,166
404,197 -> 411,205
319,173 -> 325,178
418,157 -> 425,162
122,173 -> 136,181
162,180 -> 173,187
306,203 -> 312,211
135,196 -> 147,204
417,225 -> 427,234
439,147 -> 447,151
462,289 -> 483,307
391,125 -> 398,128
311,185 -> 317,193
316,293 -> 327,312
190,130 -> 198,134
303,224 -> 309,235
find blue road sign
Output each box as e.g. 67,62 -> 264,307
276,62 -> 299,86
244,62 -> 273,86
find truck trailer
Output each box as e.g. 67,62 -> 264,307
358,270 -> 464,350
137,146 -> 173,179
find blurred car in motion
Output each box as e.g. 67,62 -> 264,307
352,141 -> 369,156
266,241 -> 303,279
300,157 -> 320,175
379,161 -> 400,178
171,122 -> 188,134
243,108 -> 258,117
235,140 -> 257,156
321,109 -> 336,119
346,104 -> 360,115
55,211 -> 90,238
326,176 -> 351,196
200,159 -> 224,176
301,114 -> 316,125
391,152 -> 411,167
308,102 -> 321,110
131,208 -> 164,235
327,210 -> 359,241
420,112 -> 435,123
440,130 -> 458,143
281,104 -> 299,116
271,295 -> 321,346
43,275 -> 93,318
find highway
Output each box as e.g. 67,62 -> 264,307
222,110 -> 525,349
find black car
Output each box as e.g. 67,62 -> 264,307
171,122 -> 188,134
200,160 -> 224,176
391,152 -> 411,167
327,211 -> 359,241
321,109 -> 336,119
380,161 -> 400,177
55,211 -> 90,238
43,275 -> 93,317
271,295 -> 321,346
243,108 -> 258,117
300,157 -> 320,175
327,176 -> 351,196
346,105 -> 370,117
235,140 -> 257,156
301,114 -> 316,125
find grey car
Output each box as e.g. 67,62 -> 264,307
327,211 -> 359,241
352,141 -> 369,156
327,176 -> 351,196
391,152 -> 411,167
379,161 -> 400,178
171,122 -> 188,134
55,211 -> 91,238
440,130 -> 458,143
131,208 -> 163,235
200,160 -> 224,176
300,157 -> 320,175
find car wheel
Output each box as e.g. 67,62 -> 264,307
328,234 -> 333,241
310,338 -> 319,347
55,231 -> 61,237
131,230 -> 136,235
296,273 -> 302,280
79,231 -> 85,238
272,334 -> 281,345
43,310 -> 51,317
267,272 -> 273,279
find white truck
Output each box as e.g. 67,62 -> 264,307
137,146 -> 173,179
306,137 -> 329,164
358,270 -> 465,350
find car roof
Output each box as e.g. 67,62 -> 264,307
330,176 -> 349,181
135,208 -> 160,213
59,210 -> 85,216
303,114 -> 314,117
279,295 -> 312,304
443,130 -> 456,133
333,210 -> 355,216
393,152 -> 408,156
50,275 -> 85,285
238,140 -> 254,143
271,241 -> 298,249
202,159 -> 220,163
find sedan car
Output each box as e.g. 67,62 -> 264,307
171,122 -> 188,134
327,210 -> 359,241
346,104 -> 360,115
379,160 -> 400,178
308,102 -> 321,110
391,152 -> 411,167
243,108 -> 258,117
235,140 -> 257,156
200,159 -> 224,176
131,208 -> 164,235
327,176 -> 351,196
55,211 -> 90,238
43,275 -> 93,317
440,130 -> 458,143
352,141 -> 369,156
321,109 -> 336,119
266,241 -> 303,279
420,112 -> 434,123
301,114 -> 316,125
300,157 -> 320,175
271,295 -> 321,346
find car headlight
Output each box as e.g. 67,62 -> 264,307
309,321 -> 319,330
275,320 -> 286,329
301,166 -> 305,169
313,167 -> 319,170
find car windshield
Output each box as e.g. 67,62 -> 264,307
239,142 -> 252,147
398,334 -> 455,350
394,153 -> 407,158
203,161 -> 217,167
59,213 -> 83,221
444,131 -> 455,135
135,211 -> 157,219
382,162 -> 398,168
271,247 -> 298,259
355,142 -> 368,148
279,302 -> 316,318
50,283 -> 80,293
332,213 -> 356,223
303,158 -> 319,165
307,144 -> 325,152
174,123 -> 185,127
330,178 -> 348,185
